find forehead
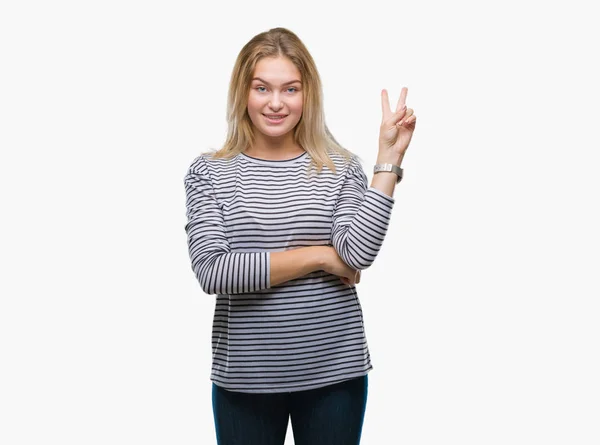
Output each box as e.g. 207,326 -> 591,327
251,57 -> 301,84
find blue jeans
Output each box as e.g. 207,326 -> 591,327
212,375 -> 368,445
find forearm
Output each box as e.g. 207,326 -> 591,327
270,246 -> 327,287
369,172 -> 398,198
191,246 -> 326,294
190,250 -> 270,295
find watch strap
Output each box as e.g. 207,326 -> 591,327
373,163 -> 403,183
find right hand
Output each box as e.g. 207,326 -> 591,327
379,87 -> 416,162
321,246 -> 361,286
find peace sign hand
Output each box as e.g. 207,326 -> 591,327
379,87 -> 417,164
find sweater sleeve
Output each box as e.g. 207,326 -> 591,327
183,156 -> 271,295
331,157 -> 395,270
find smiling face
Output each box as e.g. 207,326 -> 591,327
247,56 -> 303,144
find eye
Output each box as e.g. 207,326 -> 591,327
256,86 -> 267,93
287,87 -> 297,93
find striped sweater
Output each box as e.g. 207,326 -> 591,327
183,150 -> 395,393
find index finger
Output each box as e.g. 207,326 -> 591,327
381,89 -> 392,120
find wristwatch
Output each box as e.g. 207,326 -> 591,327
373,163 -> 403,183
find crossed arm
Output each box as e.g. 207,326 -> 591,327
184,156 -> 395,295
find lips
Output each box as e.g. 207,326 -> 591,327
263,114 -> 288,124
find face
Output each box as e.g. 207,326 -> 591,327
247,56 -> 303,141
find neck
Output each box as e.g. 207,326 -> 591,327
247,129 -> 304,159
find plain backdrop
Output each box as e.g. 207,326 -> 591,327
1,1 -> 599,444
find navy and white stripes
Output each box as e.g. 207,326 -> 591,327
184,158 -> 270,294
184,150 -> 395,393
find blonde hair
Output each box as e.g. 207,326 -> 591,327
204,27 -> 360,176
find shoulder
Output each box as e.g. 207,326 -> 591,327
334,151 -> 365,176
186,151 -> 238,174
183,156 -> 210,189
184,154 -> 217,189
186,154 -> 208,173
326,150 -> 363,175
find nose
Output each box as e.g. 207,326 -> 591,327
268,92 -> 283,111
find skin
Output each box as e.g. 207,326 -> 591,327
246,56 -> 305,159
246,57 -> 417,286
378,87 -> 417,165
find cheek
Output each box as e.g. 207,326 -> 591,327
247,93 -> 265,111
292,97 -> 303,114
247,96 -> 258,113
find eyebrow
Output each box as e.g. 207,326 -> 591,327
251,77 -> 302,86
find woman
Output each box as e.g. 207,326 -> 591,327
184,27 -> 416,445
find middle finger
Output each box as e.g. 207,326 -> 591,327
395,87 -> 408,113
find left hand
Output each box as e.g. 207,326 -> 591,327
340,270 -> 361,286
378,87 -> 417,163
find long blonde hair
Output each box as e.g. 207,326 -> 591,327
204,27 -> 359,176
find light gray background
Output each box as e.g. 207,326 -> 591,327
1,1 -> 598,444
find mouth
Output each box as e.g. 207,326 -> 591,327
263,114 -> 288,124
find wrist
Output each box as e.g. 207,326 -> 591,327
376,152 -> 404,166
314,246 -> 332,270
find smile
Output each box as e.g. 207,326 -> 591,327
263,114 -> 287,124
